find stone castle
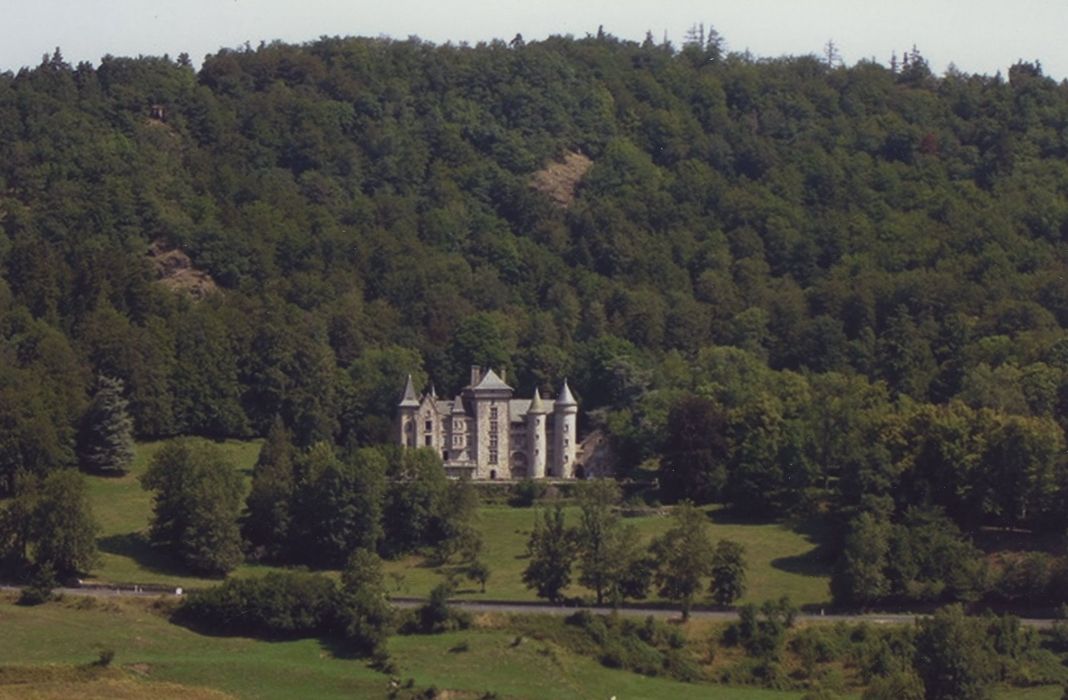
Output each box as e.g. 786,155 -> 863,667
396,365 -> 581,480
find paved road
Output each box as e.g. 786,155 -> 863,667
4,584 -> 1053,628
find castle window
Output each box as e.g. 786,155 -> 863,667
489,450 -> 498,465
490,406 -> 498,419
425,420 -> 432,431
425,435 -> 432,446
442,450 -> 448,461
564,423 -> 570,432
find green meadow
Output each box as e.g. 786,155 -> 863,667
0,593 -> 802,699
381,503 -> 833,607
84,441 -> 834,608
0,593 -> 1061,700
85,438 -> 273,589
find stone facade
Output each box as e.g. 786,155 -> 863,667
397,366 -> 579,479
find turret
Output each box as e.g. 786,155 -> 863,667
553,379 -> 578,478
526,386 -> 548,479
397,374 -> 419,447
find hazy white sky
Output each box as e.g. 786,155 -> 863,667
4,1 -> 1067,79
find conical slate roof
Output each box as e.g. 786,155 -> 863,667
451,395 -> 466,414
528,386 -> 548,414
398,374 -> 419,407
556,378 -> 577,406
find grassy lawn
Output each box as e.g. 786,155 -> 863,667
388,628 -> 802,700
2,593 -> 1062,700
0,593 -> 804,699
383,504 -> 834,608
85,438 -> 270,589
88,441 -> 832,608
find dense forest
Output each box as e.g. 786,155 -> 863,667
2,30 -> 1068,606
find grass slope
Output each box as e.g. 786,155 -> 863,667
86,439 -> 269,588
383,504 -> 833,608
88,441 -> 831,607
0,593 -> 802,699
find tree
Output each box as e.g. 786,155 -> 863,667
831,511 -> 891,607
77,375 -> 134,475
709,539 -> 747,606
381,447 -> 449,556
336,548 -> 393,654
574,479 -> 622,604
243,416 -> 296,559
141,440 -> 244,576
432,476 -> 481,564
0,469 -> 98,579
659,395 -> 729,504
290,443 -> 386,566
650,502 -> 713,619
914,604 -> 993,700
467,560 -> 490,593
522,505 -> 575,603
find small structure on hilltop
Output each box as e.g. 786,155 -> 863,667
397,365 -> 593,480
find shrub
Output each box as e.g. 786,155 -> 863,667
178,571 -> 337,638
17,565 -> 56,606
414,582 -> 470,634
94,648 -> 115,667
509,479 -> 547,507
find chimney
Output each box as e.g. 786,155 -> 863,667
470,365 -> 481,386
500,368 -> 507,383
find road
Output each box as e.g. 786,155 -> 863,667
2,584 -> 1055,628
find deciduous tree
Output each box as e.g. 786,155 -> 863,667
522,504 -> 575,603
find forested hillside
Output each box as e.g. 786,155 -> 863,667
2,31 -> 1068,604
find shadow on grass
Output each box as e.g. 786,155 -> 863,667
769,542 -> 835,578
97,532 -> 205,580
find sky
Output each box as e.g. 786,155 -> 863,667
4,0 -> 1067,80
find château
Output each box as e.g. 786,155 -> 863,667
397,366 -> 582,479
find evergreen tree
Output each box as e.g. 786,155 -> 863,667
77,375 -> 135,474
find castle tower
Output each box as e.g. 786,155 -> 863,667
553,379 -> 578,478
397,374 -> 419,447
470,368 -> 513,479
448,394 -> 468,462
526,386 -> 548,479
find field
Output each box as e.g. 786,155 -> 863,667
382,504 -> 834,608
85,438 -> 276,589
1,593 -> 1062,700
0,592 -> 803,699
84,441 -> 834,609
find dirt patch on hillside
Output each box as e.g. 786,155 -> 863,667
531,151 -> 593,208
147,241 -> 218,300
